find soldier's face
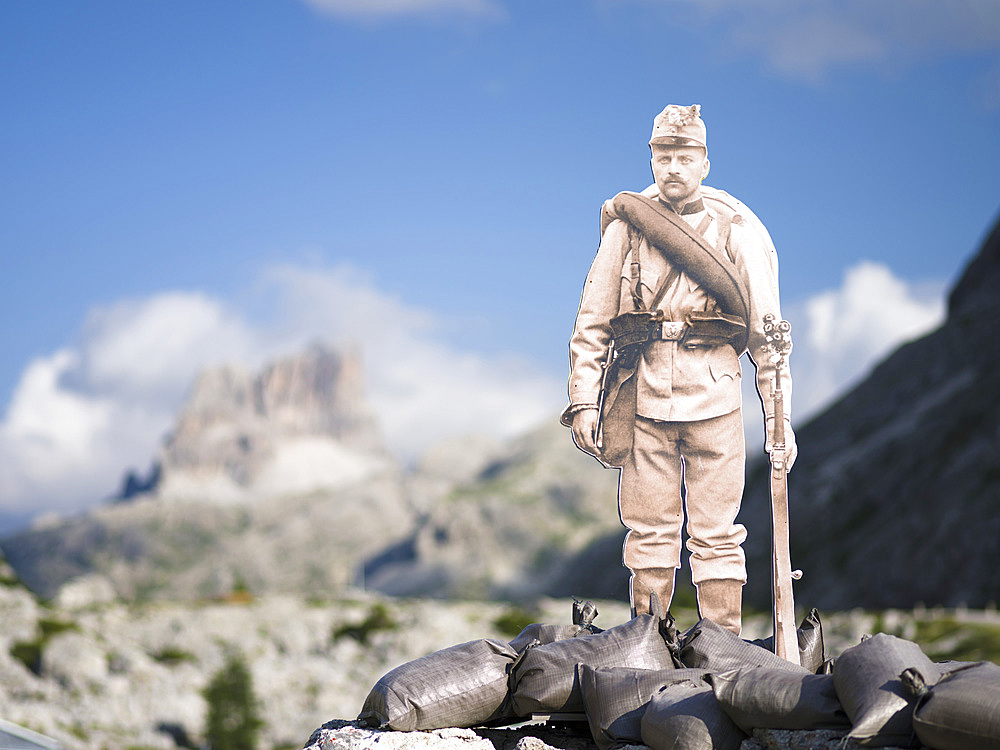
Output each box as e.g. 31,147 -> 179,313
650,145 -> 709,207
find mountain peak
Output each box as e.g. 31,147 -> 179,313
948,210 -> 1000,319
155,343 -> 391,500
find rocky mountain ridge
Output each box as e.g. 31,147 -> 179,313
737,210 -> 1000,610
0,344 -> 419,600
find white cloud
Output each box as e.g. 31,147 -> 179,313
0,264 -> 562,519
739,260 -> 945,452
301,0 -> 504,21
786,261 -> 946,420
254,263 -> 563,457
79,292 -> 258,406
0,293 -> 262,518
625,0 -> 1000,80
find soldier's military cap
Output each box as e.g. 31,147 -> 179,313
649,104 -> 707,150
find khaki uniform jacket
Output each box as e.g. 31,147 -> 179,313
565,185 -> 791,426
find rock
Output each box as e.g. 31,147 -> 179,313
739,210 -> 1000,611
0,582 -> 40,648
40,631 -> 109,691
304,721 -> 603,750
54,573 -> 118,610
305,722 -> 497,750
303,722 -> 917,750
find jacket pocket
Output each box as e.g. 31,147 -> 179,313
708,346 -> 741,383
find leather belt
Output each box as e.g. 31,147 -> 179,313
659,321 -> 686,341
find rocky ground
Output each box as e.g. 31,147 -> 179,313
3,565 -> 1000,750
305,720 -> 907,750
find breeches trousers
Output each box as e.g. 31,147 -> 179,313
619,409 -> 748,600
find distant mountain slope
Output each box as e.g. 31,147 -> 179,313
362,418 -> 621,601
739,210 -> 1000,610
0,345 -> 415,600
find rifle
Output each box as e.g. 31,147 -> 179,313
594,344 -> 616,454
763,314 -> 800,665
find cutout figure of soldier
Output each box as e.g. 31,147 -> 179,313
561,104 -> 796,634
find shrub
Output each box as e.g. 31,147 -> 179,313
493,606 -> 540,638
151,646 -> 198,666
203,651 -> 264,750
332,603 -> 399,645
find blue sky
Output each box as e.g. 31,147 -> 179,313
1,0 -> 998,527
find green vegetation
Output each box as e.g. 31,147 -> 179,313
493,605 -> 540,637
203,651 -> 264,750
151,646 -> 198,666
331,602 -> 399,645
0,568 -> 21,587
671,579 -> 699,612
865,610 -> 1000,664
912,617 -> 1000,663
38,616 -> 79,638
9,614 -> 80,675
10,641 -> 43,675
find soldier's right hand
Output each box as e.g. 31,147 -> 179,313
572,408 -> 601,457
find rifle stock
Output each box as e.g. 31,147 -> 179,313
764,315 -> 798,665
770,444 -> 798,664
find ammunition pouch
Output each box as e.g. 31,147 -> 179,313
609,310 -> 664,358
680,311 -> 747,350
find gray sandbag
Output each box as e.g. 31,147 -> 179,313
710,666 -> 849,732
675,617 -> 810,674
509,611 -> 677,716
748,608 -> 826,673
358,638 -> 519,731
832,633 -> 941,747
578,665 -> 711,750
905,661 -> 1000,750
509,599 -> 602,653
641,683 -> 746,750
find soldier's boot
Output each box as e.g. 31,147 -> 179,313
696,578 -> 743,635
631,567 -> 676,617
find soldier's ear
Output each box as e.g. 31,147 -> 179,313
701,157 -> 710,182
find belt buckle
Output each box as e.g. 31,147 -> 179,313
661,321 -> 684,341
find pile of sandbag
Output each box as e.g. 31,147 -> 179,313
357,601 -> 1000,750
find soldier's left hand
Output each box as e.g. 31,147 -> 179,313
765,420 -> 797,472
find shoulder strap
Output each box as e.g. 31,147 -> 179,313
628,225 -> 644,310
634,210 -> 713,314
715,212 -> 735,263
605,192 -> 750,350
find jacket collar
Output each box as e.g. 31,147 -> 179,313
658,196 -> 705,215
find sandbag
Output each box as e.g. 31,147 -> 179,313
509,612 -> 677,716
748,608 -> 826,674
508,599 -> 602,653
578,665 -> 710,750
906,661 -> 1000,750
832,633 -> 940,747
710,666 -> 849,732
675,618 -> 810,675
641,683 -> 746,750
358,638 -> 519,731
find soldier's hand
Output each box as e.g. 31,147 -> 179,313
765,420 -> 797,472
572,408 -> 600,457
784,426 -> 797,471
